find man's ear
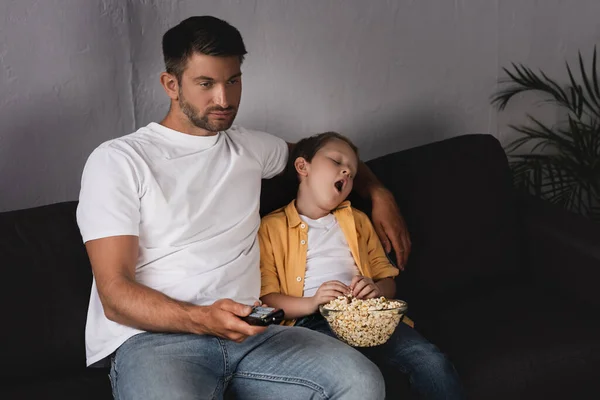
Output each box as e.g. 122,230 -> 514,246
294,157 -> 309,177
160,72 -> 179,100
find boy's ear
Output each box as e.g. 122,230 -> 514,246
294,157 -> 309,177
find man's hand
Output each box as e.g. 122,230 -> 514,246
350,276 -> 382,299
191,299 -> 267,343
370,187 -> 411,269
310,281 -> 350,311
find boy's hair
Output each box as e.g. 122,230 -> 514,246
290,132 -> 359,179
162,16 -> 247,83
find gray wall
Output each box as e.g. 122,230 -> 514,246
1,0 -> 599,211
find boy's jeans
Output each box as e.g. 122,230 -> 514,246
295,314 -> 465,400
109,324 -> 385,400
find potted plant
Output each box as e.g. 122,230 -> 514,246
492,47 -> 600,221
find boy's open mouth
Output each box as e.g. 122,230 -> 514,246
334,180 -> 344,193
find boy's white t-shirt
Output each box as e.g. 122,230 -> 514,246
299,213 -> 359,297
77,122 -> 288,366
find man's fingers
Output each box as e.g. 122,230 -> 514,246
227,331 -> 248,343
388,231 -> 405,271
226,316 -> 268,337
375,223 -> 391,254
220,299 -> 253,317
401,234 -> 411,267
226,325 -> 266,342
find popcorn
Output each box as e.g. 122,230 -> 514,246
320,296 -> 406,347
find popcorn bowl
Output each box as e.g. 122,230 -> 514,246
319,297 -> 408,347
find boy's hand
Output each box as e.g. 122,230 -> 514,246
350,275 -> 382,299
311,280 -> 350,311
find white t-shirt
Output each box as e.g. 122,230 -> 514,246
299,213 -> 359,297
77,122 -> 288,366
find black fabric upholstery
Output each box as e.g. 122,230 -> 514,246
0,201 -> 92,377
363,135 -> 522,314
520,194 -> 600,309
418,284 -> 600,400
4,368 -> 112,400
2,133 -> 599,400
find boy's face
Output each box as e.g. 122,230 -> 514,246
297,139 -> 359,211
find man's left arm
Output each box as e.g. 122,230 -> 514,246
285,142 -> 411,268
353,162 -> 411,269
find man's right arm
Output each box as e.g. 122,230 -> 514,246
86,235 -> 266,342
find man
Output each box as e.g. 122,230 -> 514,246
77,16 -> 411,399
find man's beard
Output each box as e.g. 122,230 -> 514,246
179,91 -> 237,133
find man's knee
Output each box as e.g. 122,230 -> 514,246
111,333 -> 224,400
324,344 -> 385,399
349,357 -> 386,399
253,328 -> 385,400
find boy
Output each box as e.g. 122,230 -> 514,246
259,132 -> 464,399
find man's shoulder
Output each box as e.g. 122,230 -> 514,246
226,125 -> 269,136
225,125 -> 284,143
93,125 -> 154,157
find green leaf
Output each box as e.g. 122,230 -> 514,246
495,47 -> 600,221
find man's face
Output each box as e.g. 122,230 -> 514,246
177,53 -> 242,133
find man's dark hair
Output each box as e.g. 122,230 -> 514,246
290,132 -> 359,177
162,16 -> 247,82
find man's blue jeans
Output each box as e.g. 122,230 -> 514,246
295,314 -> 465,400
109,324 -> 385,400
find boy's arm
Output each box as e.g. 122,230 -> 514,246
375,277 -> 396,298
262,280 -> 350,320
261,293 -> 317,320
355,163 -> 411,269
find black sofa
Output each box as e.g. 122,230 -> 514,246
2,134 -> 599,399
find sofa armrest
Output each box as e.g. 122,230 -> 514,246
519,194 -> 600,309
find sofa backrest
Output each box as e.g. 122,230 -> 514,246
361,134 -> 522,313
261,134 -> 522,316
0,133 -> 521,377
0,201 -> 91,378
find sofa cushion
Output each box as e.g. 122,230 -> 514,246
419,284 -> 600,400
1,368 -> 112,400
0,202 -> 91,377
362,134 -> 522,309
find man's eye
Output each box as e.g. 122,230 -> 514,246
228,79 -> 240,85
199,82 -> 213,88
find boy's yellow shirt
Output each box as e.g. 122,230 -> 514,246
258,199 -> 414,327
